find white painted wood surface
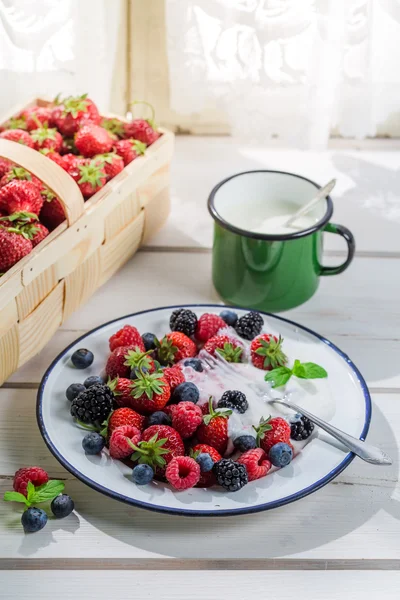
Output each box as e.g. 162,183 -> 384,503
1,137 -> 399,594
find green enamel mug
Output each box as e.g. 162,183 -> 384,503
208,170 -> 355,312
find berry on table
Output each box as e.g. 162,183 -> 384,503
71,348 -> 94,369
82,432 -> 105,454
13,467 -> 49,496
172,401 -> 203,439
183,358 -> 203,372
219,309 -> 238,327
165,456 -> 200,490
109,325 -> 145,352
269,442 -> 293,467
51,494 -> 75,518
195,313 -> 226,342
21,507 -> 48,533
290,414 -> 315,441
218,390 -> 248,414
213,459 -> 248,492
233,435 -> 257,452
70,383 -> 114,425
235,312 -> 264,340
195,453 -> 214,473
237,448 -> 271,481
109,424 -> 141,459
132,464 -> 154,485
171,381 -> 200,404
250,334 -> 287,371
142,332 -> 158,351
84,375 -> 103,388
147,411 -> 172,427
66,383 -> 86,402
170,308 -> 198,337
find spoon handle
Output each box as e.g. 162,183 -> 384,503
285,179 -> 336,227
271,397 -> 392,465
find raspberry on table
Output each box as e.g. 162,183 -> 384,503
237,448 -> 271,481
109,325 -> 145,352
169,308 -> 198,337
235,312 -> 264,340
13,467 -> 49,496
109,424 -> 141,459
165,456 -> 200,490
213,459 -> 248,492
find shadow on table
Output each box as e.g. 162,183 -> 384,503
75,401 -> 399,559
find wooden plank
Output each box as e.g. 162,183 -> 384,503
0,299 -> 18,337
63,252 -> 102,321
104,191 -> 140,241
16,267 -> 58,320
0,326 -> 19,384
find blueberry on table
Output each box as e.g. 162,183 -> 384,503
132,464 -> 154,485
82,432 -> 105,454
196,453 -> 214,473
183,358 -> 203,372
51,494 -> 75,518
66,383 -> 86,402
84,375 -> 103,388
171,382 -> 200,404
233,435 -> 257,452
21,507 -> 48,533
71,348 -> 94,369
219,309 -> 238,327
147,411 -> 172,426
142,332 -> 158,351
269,442 -> 293,467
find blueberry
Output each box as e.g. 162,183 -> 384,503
219,309 -> 238,327
269,442 -> 293,467
171,382 -> 200,404
142,332 -> 158,351
183,358 -> 203,372
84,375 -> 103,388
71,349 -> 94,369
82,432 -> 105,454
66,383 -> 86,402
147,411 -> 172,426
21,507 -> 48,533
51,494 -> 75,518
233,435 -> 257,452
132,464 -> 154,485
196,453 -> 214,472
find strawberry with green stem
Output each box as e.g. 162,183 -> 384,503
128,371 -> 170,414
124,101 -> 161,146
101,116 -> 125,138
130,425 -> 184,474
203,334 -> 243,363
72,161 -> 106,198
30,122 -> 63,152
156,332 -> 197,365
250,334 -> 288,371
51,93 -> 100,136
196,397 -> 232,455
253,416 -> 291,453
95,152 -> 124,180
0,166 -> 42,190
114,139 -> 146,166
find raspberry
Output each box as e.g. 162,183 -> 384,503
108,407 -> 145,435
109,325 -> 145,352
165,456 -> 200,490
237,448 -> 271,481
13,467 -> 49,496
163,366 -> 185,391
163,405 -> 177,419
172,401 -> 203,439
109,425 -> 141,459
254,417 -> 291,453
195,313 -> 226,342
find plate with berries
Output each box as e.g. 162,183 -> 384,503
37,305 -> 371,516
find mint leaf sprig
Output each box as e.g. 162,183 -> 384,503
265,359 -> 327,388
3,480 -> 65,508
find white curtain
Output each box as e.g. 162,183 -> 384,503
0,0 -> 124,114
166,0 -> 400,149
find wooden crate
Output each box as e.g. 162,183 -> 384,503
0,98 -> 174,385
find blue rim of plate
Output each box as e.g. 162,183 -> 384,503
37,304 -> 372,517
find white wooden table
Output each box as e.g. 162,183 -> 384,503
1,137 -> 400,599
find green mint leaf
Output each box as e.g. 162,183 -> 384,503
26,481 -> 35,504
3,491 -> 29,505
293,359 -> 306,378
297,362 -> 328,379
264,366 -> 293,388
30,480 -> 65,504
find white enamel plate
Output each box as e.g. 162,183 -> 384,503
37,305 -> 371,516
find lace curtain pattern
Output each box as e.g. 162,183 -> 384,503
166,0 -> 400,148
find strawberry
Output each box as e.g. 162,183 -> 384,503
21,106 -> 52,131
203,334 -> 243,363
0,166 -> 42,190
75,124 -> 114,157
172,401 -> 203,439
59,137 -> 79,155
107,379 -> 135,408
196,398 -> 232,455
39,148 -> 66,169
162,365 -> 185,391
157,332 -> 197,365
128,372 -> 171,414
39,191 -> 65,230
0,180 -> 43,215
191,443 -> 222,487
62,153 -> 85,172
133,425 -> 184,473
0,226 -> 33,271
114,139 -> 146,166
105,345 -> 139,379
253,416 -> 291,453
0,158 -> 13,178
109,325 -> 145,352
94,152 -> 124,180
250,334 -> 288,371
195,313 -> 226,342
30,125 -> 62,152
123,348 -> 157,377
101,116 -> 125,138
0,129 -> 33,148
30,222 -> 49,247
0,211 -> 46,248
124,120 -> 160,146
72,161 -> 106,198
0,116 -> 27,132
107,406 -> 145,435
109,424 -> 141,459
51,94 -> 100,136
237,448 -> 271,481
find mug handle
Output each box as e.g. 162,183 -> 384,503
320,222 -> 355,276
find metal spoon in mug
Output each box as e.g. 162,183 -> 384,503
284,178 -> 336,227
270,396 -> 392,466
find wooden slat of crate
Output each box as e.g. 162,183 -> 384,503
16,267 -> 58,320
137,165 -> 169,208
104,191 -> 141,241
0,299 -> 18,338
18,281 -> 64,366
63,251 -> 102,321
0,325 -> 19,383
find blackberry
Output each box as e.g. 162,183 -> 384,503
214,459 -> 248,492
218,390 -> 248,414
235,312 -> 264,340
170,308 -> 197,337
70,384 -> 114,425
290,414 -> 315,441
